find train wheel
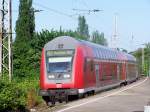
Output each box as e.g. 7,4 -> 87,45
89,91 -> 95,96
47,102 -> 53,107
125,81 -> 128,85
50,96 -> 56,106
120,83 -> 125,87
91,90 -> 95,96
42,96 -> 51,106
83,93 -> 88,98
58,99 -> 63,103
78,94 -> 84,99
65,95 -> 68,103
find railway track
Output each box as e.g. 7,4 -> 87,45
36,100 -> 79,112
36,91 -> 95,112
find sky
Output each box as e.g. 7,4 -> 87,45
12,0 -> 150,52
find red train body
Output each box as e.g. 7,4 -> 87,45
39,36 -> 138,105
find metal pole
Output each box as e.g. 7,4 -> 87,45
2,0 -> 4,75
142,47 -> 144,74
8,0 -> 12,81
111,13 -> 118,49
0,8 -> 2,76
148,56 -> 150,76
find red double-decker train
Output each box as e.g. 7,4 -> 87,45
39,36 -> 138,105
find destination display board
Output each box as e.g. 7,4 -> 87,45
46,50 -> 74,57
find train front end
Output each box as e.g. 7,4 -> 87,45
39,36 -> 84,105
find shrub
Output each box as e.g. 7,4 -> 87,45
0,78 -> 42,111
0,80 -> 26,111
16,79 -> 43,109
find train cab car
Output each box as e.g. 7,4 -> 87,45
39,36 -> 138,105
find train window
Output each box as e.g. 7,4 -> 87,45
101,49 -> 103,59
96,48 -> 98,58
94,49 -> 97,58
95,48 -> 98,58
106,51 -> 108,59
108,51 -> 111,59
103,50 -> 106,59
110,51 -> 112,59
90,60 -> 94,71
105,50 -> 108,59
108,51 -> 110,59
99,48 -> 102,58
101,49 -> 104,59
47,57 -> 72,73
112,52 -> 114,59
113,52 -> 116,59
114,52 -> 116,59
97,48 -> 100,58
115,52 -> 117,58
95,64 -> 99,85
104,51 -> 106,59
112,51 -> 114,59
97,49 -> 101,58
103,49 -> 105,59
102,64 -> 106,80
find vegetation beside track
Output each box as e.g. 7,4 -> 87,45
0,76 -> 43,111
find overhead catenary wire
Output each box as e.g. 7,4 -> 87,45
33,2 -> 76,20
32,2 -> 98,31
71,0 -> 103,31
76,0 -> 90,9
81,0 -> 90,9
74,0 -> 104,31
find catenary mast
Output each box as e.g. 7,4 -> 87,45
0,0 -> 12,81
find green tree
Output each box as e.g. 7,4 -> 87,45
133,43 -> 150,75
14,0 -> 35,78
77,16 -> 89,40
91,30 -> 107,46
15,0 -> 35,42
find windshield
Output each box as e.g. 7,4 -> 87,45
47,57 -> 72,73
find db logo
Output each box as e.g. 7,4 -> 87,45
56,84 -> 62,88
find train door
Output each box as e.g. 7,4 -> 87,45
84,58 -> 87,87
95,64 -> 99,87
126,63 -> 129,80
117,64 -> 121,80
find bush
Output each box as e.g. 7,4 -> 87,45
0,80 -> 26,111
16,79 -> 43,109
0,78 -> 42,111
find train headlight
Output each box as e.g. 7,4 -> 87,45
48,75 -> 55,79
63,74 -> 70,78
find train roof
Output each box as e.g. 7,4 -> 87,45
44,36 -> 136,62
